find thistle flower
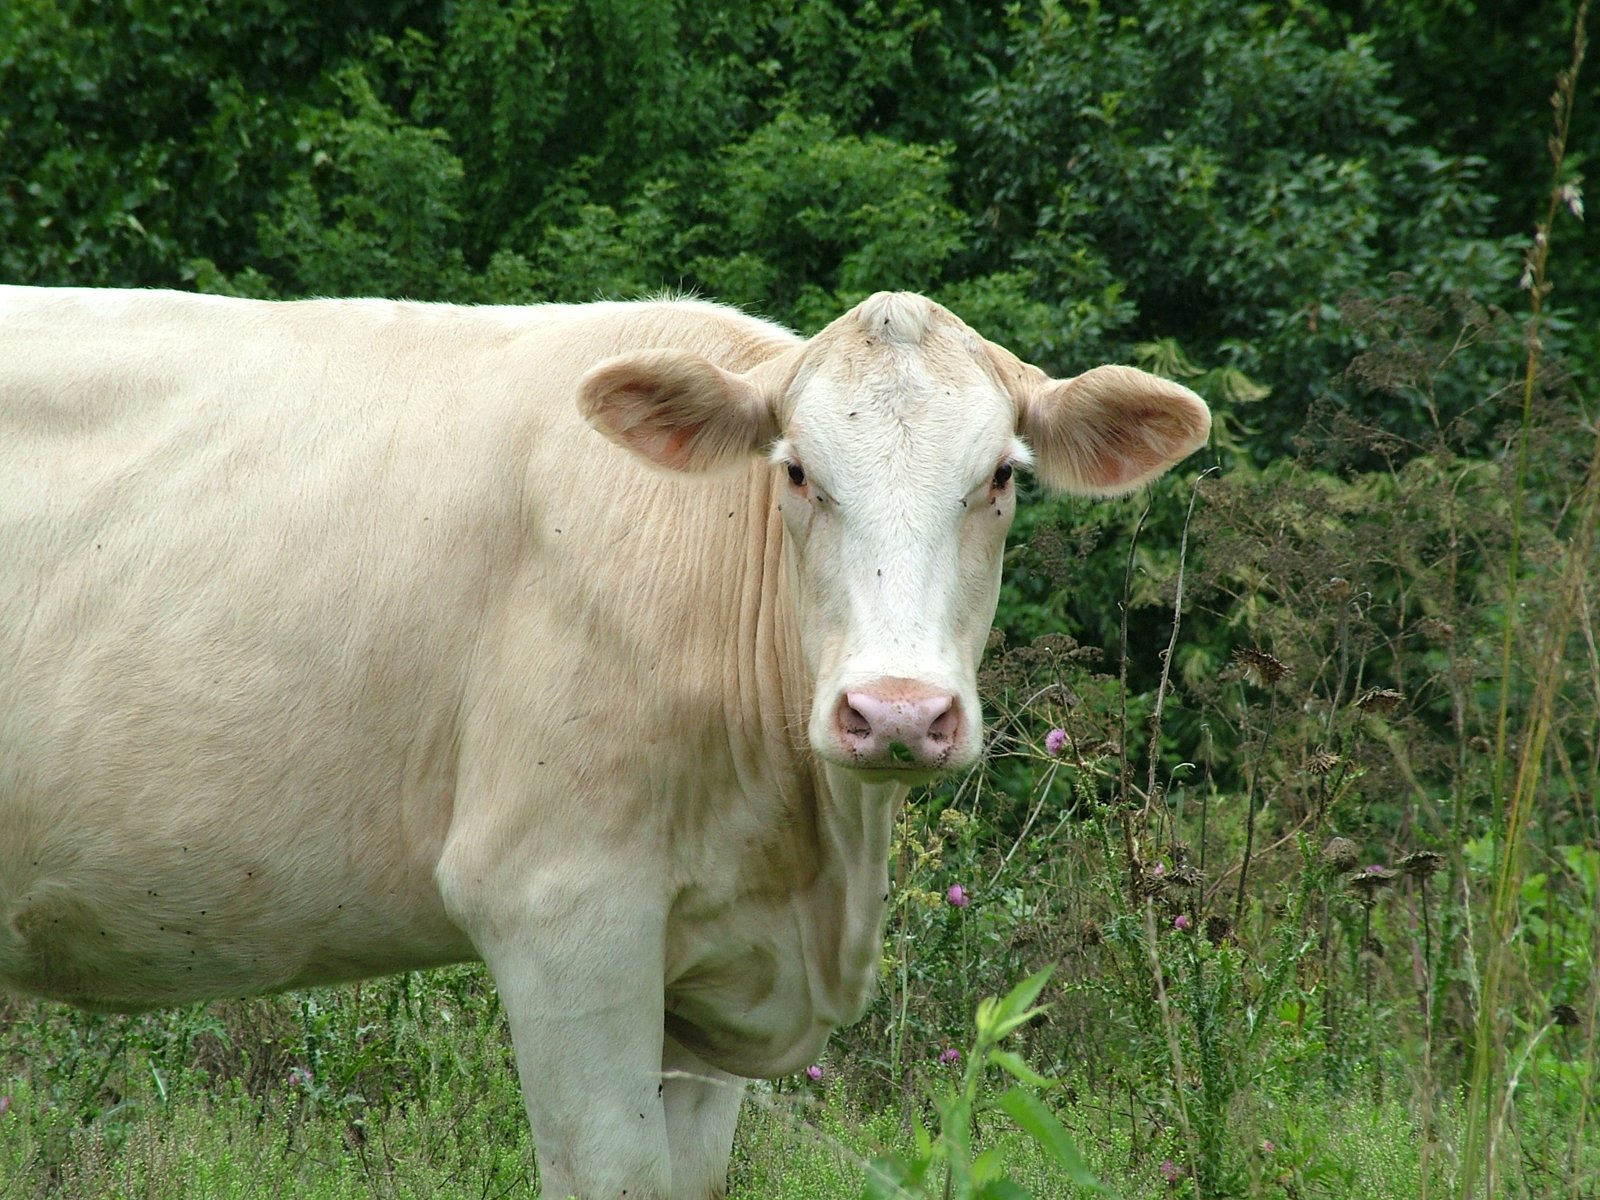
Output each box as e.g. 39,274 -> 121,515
946,884 -> 970,908
1398,850 -> 1445,880
938,1047 -> 961,1066
1044,727 -> 1068,756
1159,1159 -> 1181,1184
1173,914 -> 1192,932
1232,647 -> 1290,687
805,1065 -> 823,1082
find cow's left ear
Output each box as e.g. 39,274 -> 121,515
1016,364 -> 1211,497
579,349 -> 780,473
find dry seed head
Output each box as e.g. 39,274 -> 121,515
1233,647 -> 1290,687
1349,864 -> 1398,901
1204,914 -> 1232,944
1162,869 -> 1204,908
1319,577 -> 1353,602
1306,748 -> 1342,776
1355,687 -> 1405,713
1553,1003 -> 1580,1029
1398,850 -> 1445,880
1134,864 -> 1169,900
1169,864 -> 1206,891
1078,918 -> 1103,947
1416,617 -> 1455,642
1321,836 -> 1361,872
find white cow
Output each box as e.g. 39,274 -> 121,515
0,286 -> 1208,1198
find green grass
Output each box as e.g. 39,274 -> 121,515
4,973 -> 1596,1199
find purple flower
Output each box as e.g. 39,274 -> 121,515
1173,914 -> 1192,932
804,1064 -> 822,1082
1262,1139 -> 1275,1153
1160,1159 -> 1180,1183
1044,728 -> 1067,756
946,884 -> 970,908
938,1047 -> 961,1066
288,1067 -> 314,1089
0,1096 -> 10,1118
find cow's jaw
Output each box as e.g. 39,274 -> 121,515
774,295 -> 1024,781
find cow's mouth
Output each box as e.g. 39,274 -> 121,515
828,750 -> 953,787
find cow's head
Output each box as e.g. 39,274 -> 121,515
580,293 -> 1209,781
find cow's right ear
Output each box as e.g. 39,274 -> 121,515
579,349 -> 780,473
1014,364 -> 1211,497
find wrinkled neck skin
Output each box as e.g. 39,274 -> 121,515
665,461 -> 905,1078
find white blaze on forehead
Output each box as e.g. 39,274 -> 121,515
775,293 -> 1022,772
779,293 -> 1026,495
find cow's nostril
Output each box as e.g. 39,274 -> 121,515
839,700 -> 873,739
927,704 -> 959,744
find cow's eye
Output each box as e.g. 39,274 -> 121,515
786,462 -> 807,488
992,462 -> 1013,490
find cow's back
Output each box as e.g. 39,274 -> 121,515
0,287 -> 795,1009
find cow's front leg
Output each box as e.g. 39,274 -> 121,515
662,1033 -> 745,1199
454,868 -> 672,1199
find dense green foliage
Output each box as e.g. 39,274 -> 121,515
5,1 -> 1592,439
3,2 -> 1597,1197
